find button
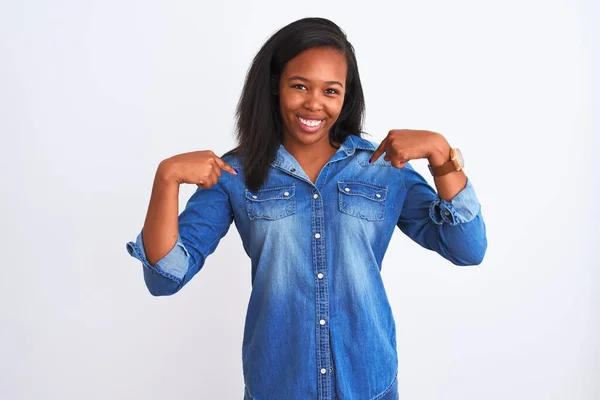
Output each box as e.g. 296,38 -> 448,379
320,368 -> 327,374
314,233 -> 321,239
317,273 -> 324,279
313,193 -> 319,199
284,192 -> 289,196
444,211 -> 450,216
252,195 -> 257,199
344,187 -> 350,192
375,193 -> 381,198
319,319 -> 326,325
290,168 -> 296,172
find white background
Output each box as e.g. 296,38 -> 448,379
1,0 -> 598,399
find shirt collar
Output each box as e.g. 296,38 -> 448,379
271,134 -> 376,171
340,134 -> 377,156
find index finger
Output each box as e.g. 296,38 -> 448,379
213,155 -> 238,175
369,137 -> 388,164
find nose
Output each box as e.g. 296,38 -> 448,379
303,92 -> 323,112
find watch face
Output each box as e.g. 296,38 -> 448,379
455,148 -> 464,168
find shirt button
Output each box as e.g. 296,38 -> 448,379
444,211 -> 451,216
320,368 -> 327,374
344,187 -> 350,192
290,168 -> 296,172
319,319 -> 326,325
317,273 -> 324,279
252,195 -> 257,199
376,193 -> 381,198
284,191 -> 289,196
314,233 -> 321,239
313,193 -> 319,199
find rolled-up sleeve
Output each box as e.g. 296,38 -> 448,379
397,163 -> 487,266
127,231 -> 190,282
126,176 -> 234,296
428,179 -> 480,226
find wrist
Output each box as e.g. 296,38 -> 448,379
156,160 -> 180,187
427,136 -> 451,167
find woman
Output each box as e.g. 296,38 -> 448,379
126,17 -> 487,400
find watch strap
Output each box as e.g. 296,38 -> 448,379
428,161 -> 458,177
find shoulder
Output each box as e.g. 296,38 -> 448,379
220,148 -> 243,169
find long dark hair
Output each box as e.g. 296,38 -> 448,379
225,17 -> 366,191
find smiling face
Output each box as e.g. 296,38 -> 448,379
278,47 -> 348,151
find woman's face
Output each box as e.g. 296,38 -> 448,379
278,47 -> 347,149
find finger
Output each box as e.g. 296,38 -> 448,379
213,155 -> 238,175
208,174 -> 219,188
383,145 -> 398,162
392,160 -> 407,169
211,159 -> 223,178
199,174 -> 218,189
369,137 -> 388,164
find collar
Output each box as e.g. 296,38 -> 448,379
340,134 -> 377,156
270,134 -> 376,176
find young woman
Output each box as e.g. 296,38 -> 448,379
127,17 -> 487,400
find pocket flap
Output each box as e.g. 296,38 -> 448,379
337,181 -> 387,202
245,185 -> 295,202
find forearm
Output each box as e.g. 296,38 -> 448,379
142,163 -> 180,265
428,137 -> 468,201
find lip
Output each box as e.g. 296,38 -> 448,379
297,116 -> 324,133
298,114 -> 325,120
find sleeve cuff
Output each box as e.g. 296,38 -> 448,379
126,231 -> 191,282
428,179 -> 481,226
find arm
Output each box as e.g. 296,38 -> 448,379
126,157 -> 235,296
396,163 -> 487,266
142,166 -> 181,266
370,129 -> 487,265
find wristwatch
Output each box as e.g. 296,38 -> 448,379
428,148 -> 464,177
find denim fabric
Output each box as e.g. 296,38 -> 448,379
126,134 -> 487,399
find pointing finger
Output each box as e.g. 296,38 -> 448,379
369,137 -> 388,164
213,156 -> 239,175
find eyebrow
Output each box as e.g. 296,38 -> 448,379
288,75 -> 344,88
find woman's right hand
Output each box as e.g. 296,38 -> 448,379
157,150 -> 238,189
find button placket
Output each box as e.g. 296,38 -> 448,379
311,186 -> 332,398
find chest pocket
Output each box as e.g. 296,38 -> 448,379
245,185 -> 296,220
338,181 -> 387,221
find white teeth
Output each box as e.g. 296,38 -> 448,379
299,117 -> 322,127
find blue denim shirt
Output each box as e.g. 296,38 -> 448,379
126,134 -> 487,400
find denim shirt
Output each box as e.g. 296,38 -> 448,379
126,134 -> 487,400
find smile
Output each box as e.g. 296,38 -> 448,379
297,116 -> 324,132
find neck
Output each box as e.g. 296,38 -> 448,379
282,135 -> 339,166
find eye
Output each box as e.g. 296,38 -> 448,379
325,88 -> 340,95
292,84 -> 307,91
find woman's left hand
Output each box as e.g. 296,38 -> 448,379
369,129 -> 451,168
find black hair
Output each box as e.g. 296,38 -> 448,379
224,17 -> 366,191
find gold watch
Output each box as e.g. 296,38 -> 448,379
428,148 -> 464,177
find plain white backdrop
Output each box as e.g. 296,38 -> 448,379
1,0 -> 598,399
